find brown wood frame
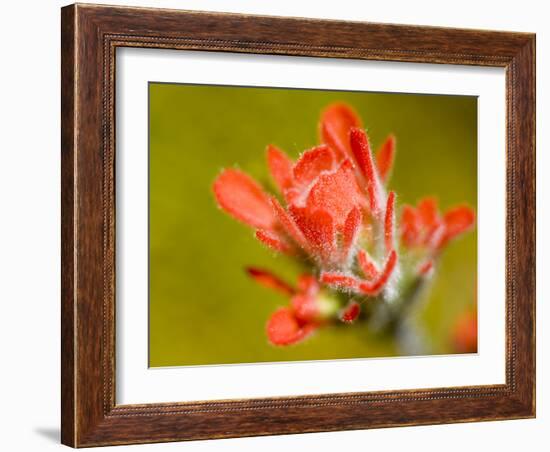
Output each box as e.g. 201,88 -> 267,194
61,3 -> 536,447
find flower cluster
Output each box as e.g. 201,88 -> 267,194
213,103 -> 475,346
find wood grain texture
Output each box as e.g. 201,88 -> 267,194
60,5 -> 76,446
60,3 -> 536,447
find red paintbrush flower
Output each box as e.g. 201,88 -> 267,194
400,197 -> 475,251
213,102 -> 475,346
214,105 -> 396,271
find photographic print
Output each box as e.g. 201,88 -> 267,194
62,6 -> 535,444
148,83 -> 477,367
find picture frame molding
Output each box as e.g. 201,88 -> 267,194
61,3 -> 535,447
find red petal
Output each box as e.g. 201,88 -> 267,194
266,307 -> 316,346
291,207 -> 335,257
417,197 -> 440,228
401,205 -> 421,247
297,274 -> 319,297
267,144 -> 294,194
246,267 -> 295,296
384,192 -> 396,253
305,159 -> 363,228
376,134 -> 396,183
417,197 -> 444,247
292,145 -> 335,187
213,169 -> 275,230
357,249 -> 380,279
440,205 -> 475,247
291,293 -> 319,323
320,272 -> 361,291
292,208 -> 336,261
452,311 -> 478,353
255,229 -> 293,254
418,259 -> 434,276
358,249 -> 397,296
269,197 -> 310,251
341,207 -> 362,262
319,103 -> 362,159
349,128 -> 382,216
340,301 -> 361,323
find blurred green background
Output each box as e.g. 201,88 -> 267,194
149,83 -> 477,367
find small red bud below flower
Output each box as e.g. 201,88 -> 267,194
340,301 -> 361,323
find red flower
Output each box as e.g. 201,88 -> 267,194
214,104 -> 397,273
213,102 -> 476,346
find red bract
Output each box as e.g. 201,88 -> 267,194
266,308 -> 318,347
400,197 -> 475,251
340,301 -> 361,323
247,269 -> 323,346
213,102 -> 476,346
213,104 -> 396,271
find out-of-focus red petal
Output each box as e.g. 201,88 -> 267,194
358,249 -> 397,296
255,229 -> 293,254
340,301 -> 361,323
426,223 -> 446,249
376,134 -> 396,183
269,197 -> 310,252
349,128 -> 382,216
452,311 -> 478,353
384,192 -> 396,254
266,307 -> 316,346
417,259 -> 434,276
401,205 -> 421,247
305,159 -> 363,228
213,169 -> 276,230
292,208 -> 336,260
319,103 -> 362,159
246,267 -> 295,296
320,272 -> 361,291
292,145 -> 335,187
291,293 -> 319,323
417,197 -> 440,230
441,205 -> 475,246
357,249 -> 380,280
342,207 -> 362,262
267,144 -> 294,194
297,274 -> 319,297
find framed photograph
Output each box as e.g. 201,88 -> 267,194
61,3 -> 535,447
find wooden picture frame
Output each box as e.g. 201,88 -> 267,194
61,3 -> 535,447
